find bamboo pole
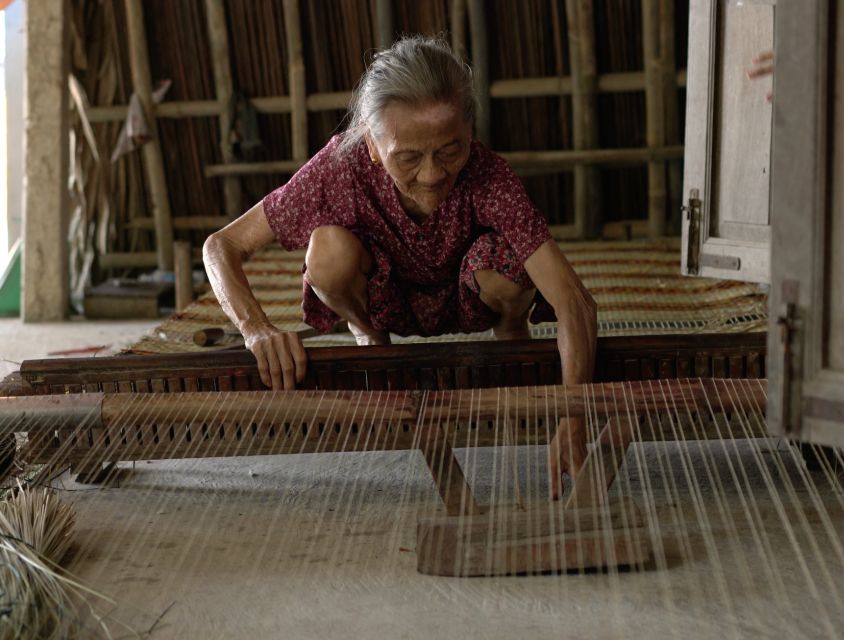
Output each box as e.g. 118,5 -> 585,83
88,100 -> 227,122
204,0 -> 242,217
467,0 -> 490,145
99,249 -> 203,270
660,0 -> 683,235
204,145 -> 685,178
376,0 -> 393,49
124,0 -> 175,271
305,92 -> 352,111
99,252 -> 158,269
204,145 -> 683,178
565,0 -> 602,239
643,0 -> 667,237
205,159 -> 305,177
450,0 -> 468,61
174,241 -> 194,312
282,0 -> 308,162
84,70 -> 689,124
126,216 -> 233,230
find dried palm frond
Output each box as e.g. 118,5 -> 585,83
0,486 -> 116,640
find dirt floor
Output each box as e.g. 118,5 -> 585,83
2,318 -> 844,640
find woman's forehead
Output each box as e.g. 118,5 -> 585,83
378,100 -> 469,149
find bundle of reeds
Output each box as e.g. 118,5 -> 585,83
0,486 -> 111,640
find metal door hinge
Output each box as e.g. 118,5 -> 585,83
683,189 -> 702,275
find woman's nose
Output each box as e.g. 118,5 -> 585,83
416,156 -> 446,185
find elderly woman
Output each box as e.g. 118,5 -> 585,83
203,36 -> 597,494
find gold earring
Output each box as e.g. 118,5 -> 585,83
371,156 -> 380,165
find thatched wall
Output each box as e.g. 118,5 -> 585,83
68,0 -> 689,282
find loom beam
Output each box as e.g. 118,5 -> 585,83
13,333 -> 767,395
1,379 -> 767,509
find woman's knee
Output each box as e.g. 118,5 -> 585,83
305,226 -> 370,294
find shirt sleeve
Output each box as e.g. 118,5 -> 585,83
262,136 -> 357,251
470,146 -> 552,264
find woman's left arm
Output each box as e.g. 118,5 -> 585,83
523,239 -> 598,496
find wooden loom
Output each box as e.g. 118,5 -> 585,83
0,332 -> 768,576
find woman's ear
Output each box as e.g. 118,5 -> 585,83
364,131 -> 381,164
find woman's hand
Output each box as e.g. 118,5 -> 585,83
243,324 -> 308,390
203,202 -> 305,389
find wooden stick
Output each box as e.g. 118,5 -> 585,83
467,0 -> 490,145
204,0 -> 242,217
282,0 -> 308,162
643,0 -> 667,237
173,241 -> 194,312
124,0 -> 175,271
565,0 -> 602,239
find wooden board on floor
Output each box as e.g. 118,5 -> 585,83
416,496 -> 651,576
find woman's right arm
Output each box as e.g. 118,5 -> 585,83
203,202 -> 307,390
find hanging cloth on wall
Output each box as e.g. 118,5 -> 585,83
110,80 -> 172,162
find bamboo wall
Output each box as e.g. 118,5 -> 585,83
69,0 -> 689,278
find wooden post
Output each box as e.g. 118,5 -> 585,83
376,0 -> 393,50
643,0 -> 667,237
23,0 -> 70,321
450,0 -> 468,61
124,0 -> 174,271
282,0 -> 308,162
565,0 -> 602,239
174,241 -> 194,312
467,0 -> 490,145
660,0 -> 683,235
204,0 -> 242,218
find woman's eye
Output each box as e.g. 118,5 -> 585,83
437,146 -> 462,163
397,154 -> 420,167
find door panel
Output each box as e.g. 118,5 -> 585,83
768,0 -> 844,445
682,0 -> 774,283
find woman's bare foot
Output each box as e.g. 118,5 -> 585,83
492,324 -> 532,341
349,323 -> 391,345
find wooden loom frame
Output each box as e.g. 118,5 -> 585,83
1,333 -> 769,574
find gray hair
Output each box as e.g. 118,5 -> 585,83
337,35 -> 476,156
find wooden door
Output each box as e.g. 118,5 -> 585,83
767,0 -> 844,445
681,0 -> 775,283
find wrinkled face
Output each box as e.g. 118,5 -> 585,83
365,100 -> 472,217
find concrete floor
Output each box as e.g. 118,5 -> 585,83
2,318 -> 844,639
